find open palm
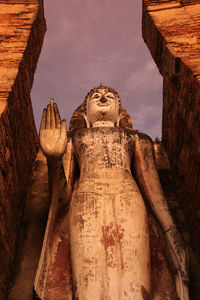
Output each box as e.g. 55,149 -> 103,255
39,99 -> 67,158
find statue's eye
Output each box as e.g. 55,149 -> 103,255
106,94 -> 114,99
92,94 -> 100,99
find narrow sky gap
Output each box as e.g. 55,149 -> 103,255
31,0 -> 163,139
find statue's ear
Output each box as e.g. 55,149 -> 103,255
84,113 -> 90,128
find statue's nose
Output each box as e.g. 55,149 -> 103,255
100,96 -> 107,103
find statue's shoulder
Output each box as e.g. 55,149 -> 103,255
123,128 -> 139,136
133,131 -> 153,144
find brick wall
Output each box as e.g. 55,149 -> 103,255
0,1 -> 46,297
142,0 -> 200,260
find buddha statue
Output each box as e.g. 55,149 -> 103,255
35,85 -> 189,300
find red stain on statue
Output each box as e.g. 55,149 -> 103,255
46,235 -> 73,298
101,222 -> 125,269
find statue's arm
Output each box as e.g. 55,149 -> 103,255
134,133 -> 174,231
34,100 -> 72,297
39,99 -> 68,199
134,133 -> 189,300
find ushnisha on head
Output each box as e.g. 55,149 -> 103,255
84,84 -> 121,128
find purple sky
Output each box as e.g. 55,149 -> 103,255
31,0 -> 163,139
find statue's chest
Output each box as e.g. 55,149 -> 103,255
72,127 -> 135,169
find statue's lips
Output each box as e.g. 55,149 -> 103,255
97,102 -> 110,106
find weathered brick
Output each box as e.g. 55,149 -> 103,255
143,0 -> 200,260
0,1 -> 46,297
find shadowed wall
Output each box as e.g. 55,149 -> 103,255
142,0 -> 200,260
0,0 -> 46,297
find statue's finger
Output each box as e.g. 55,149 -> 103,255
50,98 -> 56,129
40,108 -> 47,130
46,104 -> 51,129
60,119 -> 67,137
54,103 -> 61,128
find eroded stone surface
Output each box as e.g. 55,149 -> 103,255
36,85 -> 190,299
0,1 -> 46,298
7,150 -> 49,300
143,0 -> 200,262
70,128 -> 150,299
34,139 -> 75,300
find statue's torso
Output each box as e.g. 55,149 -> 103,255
72,127 -> 135,179
70,127 -> 150,299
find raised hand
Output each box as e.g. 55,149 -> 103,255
165,226 -> 189,300
39,98 -> 67,159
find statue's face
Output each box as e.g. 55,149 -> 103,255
86,88 -> 119,127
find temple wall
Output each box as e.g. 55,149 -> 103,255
0,0 -> 46,297
142,0 -> 200,259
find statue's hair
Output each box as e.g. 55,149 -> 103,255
69,84 -> 136,133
